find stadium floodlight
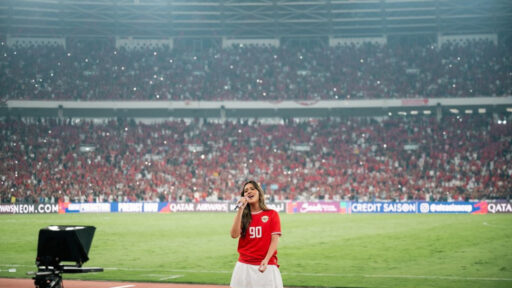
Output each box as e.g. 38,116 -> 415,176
32,225 -> 103,288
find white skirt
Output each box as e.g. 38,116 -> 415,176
230,261 -> 284,288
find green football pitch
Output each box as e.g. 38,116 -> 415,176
0,213 -> 511,288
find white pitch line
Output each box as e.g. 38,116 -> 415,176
285,272 -> 512,282
363,274 -> 512,281
105,267 -> 512,282
3,264 -> 512,282
104,267 -> 231,274
483,222 -> 508,228
110,285 -> 135,288
159,275 -> 183,280
143,274 -> 184,280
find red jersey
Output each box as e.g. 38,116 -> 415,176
238,209 -> 281,266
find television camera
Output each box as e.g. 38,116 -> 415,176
31,225 -> 103,288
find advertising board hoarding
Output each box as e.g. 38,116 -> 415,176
1,201 -> 497,214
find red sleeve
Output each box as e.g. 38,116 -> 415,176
270,210 -> 281,235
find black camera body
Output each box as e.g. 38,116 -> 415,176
33,226 -> 103,288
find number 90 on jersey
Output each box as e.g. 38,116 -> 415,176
249,226 -> 262,238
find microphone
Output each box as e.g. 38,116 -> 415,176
234,197 -> 247,210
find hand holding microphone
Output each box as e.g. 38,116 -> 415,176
234,196 -> 248,210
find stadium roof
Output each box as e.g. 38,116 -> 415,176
1,0 -> 511,39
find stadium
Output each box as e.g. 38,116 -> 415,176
0,0 -> 511,288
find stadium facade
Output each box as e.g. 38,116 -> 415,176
1,0 -> 512,118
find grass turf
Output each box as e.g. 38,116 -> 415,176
0,213 -> 511,288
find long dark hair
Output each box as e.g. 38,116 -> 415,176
240,180 -> 268,237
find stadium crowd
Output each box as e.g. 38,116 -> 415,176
1,40 -> 511,101
1,114 -> 510,204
